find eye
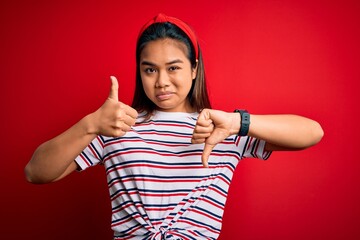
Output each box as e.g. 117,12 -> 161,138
168,66 -> 180,71
144,67 -> 156,74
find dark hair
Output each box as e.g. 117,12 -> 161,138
131,22 -> 211,118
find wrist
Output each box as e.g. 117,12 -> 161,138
230,112 -> 241,135
82,113 -> 100,136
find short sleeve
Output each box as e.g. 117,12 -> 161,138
75,135 -> 105,171
236,136 -> 272,160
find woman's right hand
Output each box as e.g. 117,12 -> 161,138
25,76 -> 138,183
89,76 -> 138,137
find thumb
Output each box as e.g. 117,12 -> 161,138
109,76 -> 119,101
202,142 -> 215,168
198,108 -> 211,122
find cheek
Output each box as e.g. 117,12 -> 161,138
141,78 -> 155,98
141,74 -> 151,88
180,73 -> 194,90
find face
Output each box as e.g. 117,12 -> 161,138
140,38 -> 197,112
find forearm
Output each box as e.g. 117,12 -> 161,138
25,114 -> 97,184
248,114 -> 324,150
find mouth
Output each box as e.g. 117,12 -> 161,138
156,92 -> 174,101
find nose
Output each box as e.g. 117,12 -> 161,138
156,70 -> 170,88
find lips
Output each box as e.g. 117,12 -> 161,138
156,91 -> 174,101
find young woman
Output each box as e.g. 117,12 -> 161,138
25,13 -> 323,240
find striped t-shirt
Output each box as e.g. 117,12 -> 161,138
75,111 -> 271,240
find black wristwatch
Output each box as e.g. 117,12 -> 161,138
234,109 -> 250,136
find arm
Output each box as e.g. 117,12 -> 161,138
249,114 -> 324,151
191,109 -> 324,167
25,76 -> 138,184
25,116 -> 96,184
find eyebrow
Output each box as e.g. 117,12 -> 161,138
141,59 -> 184,66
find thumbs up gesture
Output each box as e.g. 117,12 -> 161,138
191,109 -> 240,168
90,76 -> 138,137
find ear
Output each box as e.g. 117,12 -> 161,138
191,60 -> 198,80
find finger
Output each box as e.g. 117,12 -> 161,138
116,121 -> 132,132
118,105 -> 137,124
192,132 -> 211,140
110,128 -> 125,138
122,114 -> 137,127
109,76 -> 119,101
123,104 -> 138,119
194,124 -> 214,134
192,121 -> 214,143
196,119 -> 213,127
121,123 -> 131,132
197,109 -> 212,126
191,138 -> 206,144
193,109 -> 212,138
202,142 -> 215,168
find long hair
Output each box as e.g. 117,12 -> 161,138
131,22 -> 211,118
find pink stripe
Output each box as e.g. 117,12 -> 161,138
138,131 -> 191,139
145,206 -> 175,211
96,136 -> 104,148
137,121 -> 194,129
107,163 -> 204,175
80,154 -> 91,167
170,231 -> 190,240
104,150 -> 202,163
246,137 -> 254,151
111,213 -> 151,229
188,230 -> 201,238
108,173 -> 231,190
201,197 -> 224,211
208,186 -> 227,199
111,191 -> 188,201
88,144 -> 100,160
177,219 -> 220,235
105,138 -> 189,148
254,140 -> 260,158
189,208 -> 221,223
109,178 -> 201,188
235,136 -> 241,146
105,150 -> 239,164
111,215 -> 133,227
114,224 -> 144,237
112,202 -> 135,214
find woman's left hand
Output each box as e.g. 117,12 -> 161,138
191,109 -> 240,168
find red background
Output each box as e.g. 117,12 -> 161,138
1,0 -> 359,239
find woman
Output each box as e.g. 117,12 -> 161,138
25,13 -> 323,240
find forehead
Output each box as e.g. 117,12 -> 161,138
140,38 -> 189,61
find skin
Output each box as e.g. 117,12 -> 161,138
24,37 -> 324,183
140,38 -> 197,113
25,76 -> 138,183
192,109 -> 324,167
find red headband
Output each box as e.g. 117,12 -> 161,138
138,13 -> 199,60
